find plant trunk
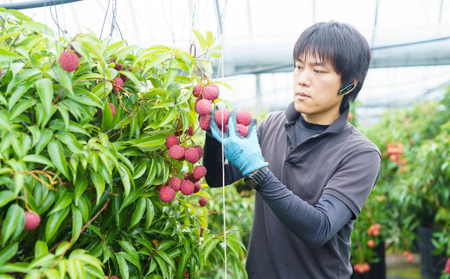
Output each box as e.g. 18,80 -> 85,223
418,226 -> 446,279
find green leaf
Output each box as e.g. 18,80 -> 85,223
55,241 -> 70,256
69,88 -> 102,107
116,254 -> 129,279
192,29 -> 207,52
129,198 -> 146,230
119,186 -> 143,212
145,198 -> 155,230
6,68 -> 41,94
119,71 -> 141,90
82,41 -> 104,62
157,250 -> 175,270
47,140 -> 70,179
35,128 -> 53,155
8,80 -> 36,111
22,154 -> 55,168
0,48 -> 23,63
206,31 -> 214,49
74,172 -> 88,206
0,242 -> 18,266
71,206 -> 83,242
22,21 -> 55,37
0,111 -> 12,132
36,78 -> 54,113
27,125 -> 41,147
58,131 -> 84,154
118,163 -> 132,198
202,238 -> 220,264
131,134 -> 166,152
117,252 -> 141,272
101,100 -> 113,131
35,241 -> 48,258
116,45 -> 138,62
2,204 -> 24,245
160,107 -> 178,127
201,59 -> 213,75
45,206 -> 70,242
154,256 -> 167,277
52,67 -> 74,95
48,189 -> 73,215
91,82 -> 113,99
89,170 -> 105,204
207,49 -> 222,58
49,119 -> 90,136
0,191 -> 16,207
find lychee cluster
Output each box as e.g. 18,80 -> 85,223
402,251 -> 414,263
353,263 -> 370,274
386,142 -> 407,172
367,223 -> 381,237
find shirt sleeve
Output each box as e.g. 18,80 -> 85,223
256,171 -> 354,249
203,134 -> 243,187
322,148 -> 381,219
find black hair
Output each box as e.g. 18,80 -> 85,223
293,21 -> 371,106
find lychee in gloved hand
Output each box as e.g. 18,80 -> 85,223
209,111 -> 268,176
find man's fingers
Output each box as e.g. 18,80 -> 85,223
228,111 -> 238,136
209,115 -> 224,143
247,118 -> 258,139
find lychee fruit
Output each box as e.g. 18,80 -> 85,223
407,254 -> 414,262
199,196 -> 207,207
183,173 -> 189,180
236,110 -> 252,126
195,145 -> 204,159
185,147 -> 199,163
195,99 -> 212,116
176,146 -> 187,161
170,177 -> 182,192
188,173 -> 200,183
202,85 -> 219,100
200,226 -> 204,237
159,187 -> 176,203
175,122 -> 183,136
109,103 -> 116,117
113,77 -> 123,92
219,125 -> 229,133
59,51 -> 79,72
193,182 -> 202,193
168,145 -> 185,160
0,68 -> 3,77
193,84 -> 202,97
24,211 -> 41,231
114,63 -> 124,71
367,239 -> 375,248
211,83 -> 219,91
199,115 -> 211,131
165,135 -> 180,149
214,108 -> 230,126
193,166 -> 207,179
111,276 -> 119,279
181,180 -> 194,195
237,124 -> 248,137
187,125 -> 194,136
444,258 -> 450,273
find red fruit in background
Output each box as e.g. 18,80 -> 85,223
0,68 -> 2,77
159,187 -> 176,203
59,51 -> 79,72
168,145 -> 185,160
202,85 -> 219,100
24,212 -> 41,231
193,182 -> 202,193
183,173 -> 189,180
389,154 -> 398,161
109,103 -> 116,117
187,125 -> 194,136
199,115 -> 211,131
400,166 -> 406,172
114,63 -> 124,71
193,84 -> 203,97
193,166 -> 207,179
237,124 -> 248,137
407,254 -> 414,262
185,147 -> 199,163
111,276 -> 119,279
403,251 -> 410,257
220,125 -> 229,133
445,258 -> 450,273
170,177 -> 182,192
195,99 -> 212,116
195,145 -> 204,158
348,112 -> 354,121
199,196 -> 207,207
236,110 -> 252,126
200,226 -> 204,237
367,239 -> 375,248
353,264 -> 361,273
373,224 -> 381,230
410,138 -> 415,145
165,135 -> 180,149
214,108 -> 230,126
372,229 -> 380,237
361,263 -> 370,273
113,77 -> 124,92
181,180 -> 194,195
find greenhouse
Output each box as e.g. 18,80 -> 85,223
0,0 -> 449,278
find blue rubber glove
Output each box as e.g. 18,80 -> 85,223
209,111 -> 268,176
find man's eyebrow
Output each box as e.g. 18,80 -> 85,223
295,59 -> 326,66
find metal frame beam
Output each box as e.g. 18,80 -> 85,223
0,0 -> 83,10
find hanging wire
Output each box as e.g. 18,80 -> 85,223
161,0 -> 176,47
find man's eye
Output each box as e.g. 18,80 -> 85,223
314,69 -> 323,73
296,66 -> 303,70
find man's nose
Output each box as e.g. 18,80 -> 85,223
296,69 -> 312,87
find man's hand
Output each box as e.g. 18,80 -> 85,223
209,111 -> 268,176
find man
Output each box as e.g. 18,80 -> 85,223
203,21 -> 381,279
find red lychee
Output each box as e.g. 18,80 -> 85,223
193,182 -> 202,193
109,103 -> 116,117
236,110 -> 252,126
181,180 -> 194,195
59,51 -> 79,72
111,276 -> 119,279
159,187 -> 176,203
214,108 -> 230,126
200,226 -> 204,237
211,83 -> 219,91
219,125 -> 229,133
0,68 -> 2,77
188,173 -> 200,183
168,145 -> 185,160
195,145 -> 204,159
199,115 -> 211,131
176,146 -> 187,161
170,177 -> 182,192
199,196 -> 207,207
165,135 -> 180,149
193,84 -> 202,97
114,63 -> 124,71
193,166 -> 207,179
445,258 -> 450,273
185,147 -> 199,163
367,239 -> 375,248
113,77 -> 123,92
24,211 -> 41,231
183,173 -> 189,180
237,124 -> 248,137
202,85 -> 219,100
195,99 -> 212,116
187,125 -> 194,136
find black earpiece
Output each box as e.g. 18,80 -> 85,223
338,83 -> 356,95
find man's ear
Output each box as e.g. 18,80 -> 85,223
338,79 -> 358,96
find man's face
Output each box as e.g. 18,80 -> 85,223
293,53 -> 344,123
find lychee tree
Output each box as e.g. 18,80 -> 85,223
0,8 -> 247,279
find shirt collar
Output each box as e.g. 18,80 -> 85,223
284,101 -> 349,134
